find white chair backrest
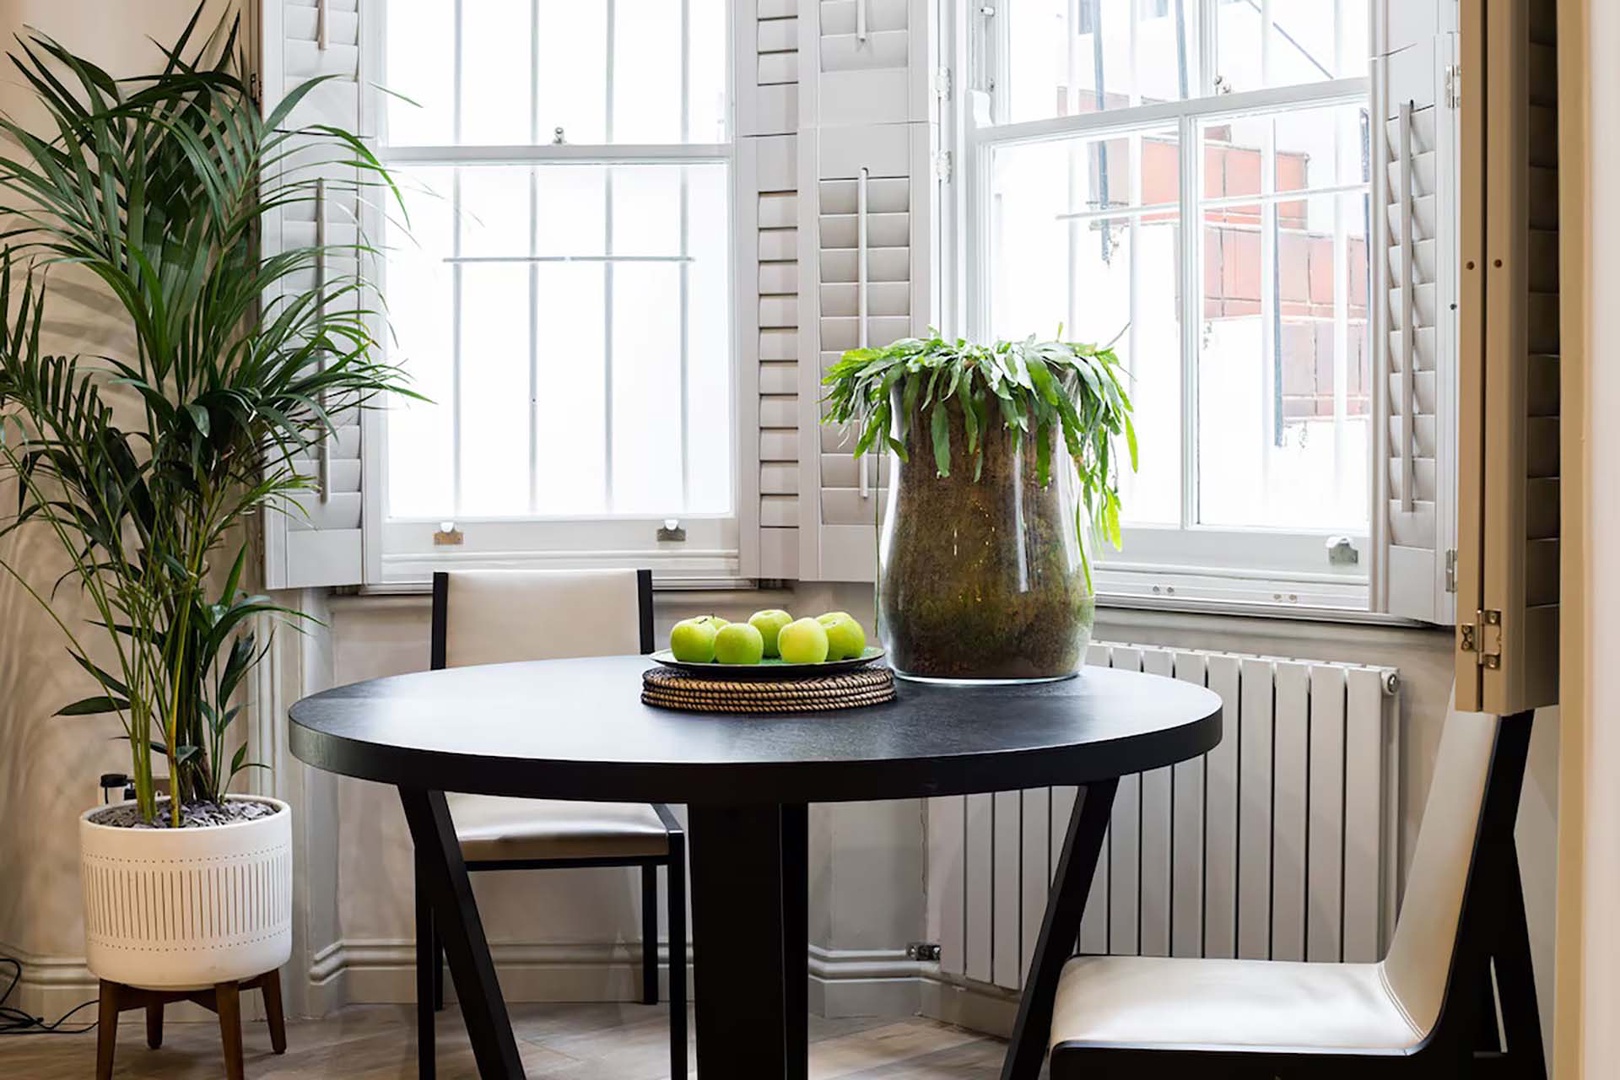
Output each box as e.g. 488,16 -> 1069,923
441,569 -> 643,667
1381,692 -> 1501,1038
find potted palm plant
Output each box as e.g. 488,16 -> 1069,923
0,10 -> 406,989
823,334 -> 1135,682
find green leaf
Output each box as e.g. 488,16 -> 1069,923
930,399 -> 951,478
56,695 -> 130,716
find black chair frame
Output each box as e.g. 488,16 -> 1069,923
1050,710 -> 1545,1080
415,569 -> 687,1080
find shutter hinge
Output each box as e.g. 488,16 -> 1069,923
1459,608 -> 1501,668
934,67 -> 953,101
934,151 -> 953,182
1444,548 -> 1458,593
249,72 -> 260,106
1445,64 -> 1461,109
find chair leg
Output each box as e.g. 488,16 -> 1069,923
145,999 -> 164,1049
216,981 -> 245,1080
668,833 -> 688,1079
642,863 -> 660,1005
415,852 -> 438,1080
96,981 -> 120,1080
261,969 -> 288,1055
1494,854 -> 1547,1080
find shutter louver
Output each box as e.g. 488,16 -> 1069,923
1375,22 -> 1459,624
261,0 -> 369,589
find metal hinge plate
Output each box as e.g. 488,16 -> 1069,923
1445,64 -> 1461,108
1459,608 -> 1501,668
934,67 -> 952,101
934,151 -> 953,182
1444,549 -> 1458,593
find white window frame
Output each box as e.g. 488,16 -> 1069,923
360,0 -> 745,588
946,2 -> 1381,612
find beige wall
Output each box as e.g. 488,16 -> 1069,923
0,0 -> 216,981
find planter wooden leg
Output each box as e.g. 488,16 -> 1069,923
216,981 -> 245,1080
96,981 -> 120,1080
145,999 -> 164,1049
261,969 -> 288,1054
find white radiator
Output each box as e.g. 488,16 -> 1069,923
925,642 -> 1401,991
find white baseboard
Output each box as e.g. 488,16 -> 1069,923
0,945 -> 97,1024
5,938 -> 1021,1036
917,972 -> 1020,1038
807,945 -> 925,1018
319,939 -> 687,1006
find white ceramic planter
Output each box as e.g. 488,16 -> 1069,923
79,795 -> 292,989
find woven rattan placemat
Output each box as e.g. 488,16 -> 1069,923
641,665 -> 896,714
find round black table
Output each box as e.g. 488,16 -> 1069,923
290,655 -> 1221,1080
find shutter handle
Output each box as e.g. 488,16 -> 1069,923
315,176 -> 331,504
1396,100 -> 1416,513
316,0 -> 330,51
857,167 -> 871,500
856,0 -> 869,44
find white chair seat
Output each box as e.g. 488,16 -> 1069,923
446,794 -> 670,862
1050,955 -> 1426,1054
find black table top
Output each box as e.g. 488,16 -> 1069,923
289,655 -> 1222,804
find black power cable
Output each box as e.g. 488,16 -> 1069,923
0,956 -> 99,1035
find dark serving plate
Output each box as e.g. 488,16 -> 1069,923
649,646 -> 886,680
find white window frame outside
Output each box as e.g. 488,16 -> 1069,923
946,2 -> 1382,613
360,0 -> 744,588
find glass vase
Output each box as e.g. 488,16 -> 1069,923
877,400 -> 1094,682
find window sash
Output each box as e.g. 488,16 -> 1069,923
965,75 -> 1374,607
370,0 -> 739,574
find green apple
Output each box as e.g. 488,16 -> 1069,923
714,622 -> 766,665
669,616 -> 722,662
819,613 -> 867,660
816,611 -> 854,627
748,609 -> 794,658
777,617 -> 830,664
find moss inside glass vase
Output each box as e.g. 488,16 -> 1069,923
878,399 -> 1095,681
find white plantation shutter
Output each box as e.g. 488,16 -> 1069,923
260,0 -> 370,589
740,0 -> 805,579
798,0 -> 936,581
1373,4 -> 1459,625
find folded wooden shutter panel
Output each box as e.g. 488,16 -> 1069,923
1454,0 -> 1561,713
1375,23 -> 1460,625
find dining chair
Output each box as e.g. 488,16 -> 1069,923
1048,704 -> 1544,1079
416,569 -> 687,1080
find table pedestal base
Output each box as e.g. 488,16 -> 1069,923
400,783 -> 1117,1080
688,803 -> 809,1080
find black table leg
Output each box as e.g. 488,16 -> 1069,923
688,802 -> 809,1080
1001,779 -> 1119,1080
398,788 -> 525,1080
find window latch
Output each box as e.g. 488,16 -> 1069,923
658,519 -> 687,543
434,521 -> 464,546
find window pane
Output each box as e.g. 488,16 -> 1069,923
384,1 -> 454,145
988,131 -> 1182,526
385,0 -> 728,146
1213,0 -> 1368,95
385,168 -> 456,517
1197,190 -> 1370,530
383,163 -> 731,521
998,0 -> 1195,125
458,264 -> 533,515
460,0 -> 534,145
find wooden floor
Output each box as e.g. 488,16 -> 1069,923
0,1002 -> 1014,1078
